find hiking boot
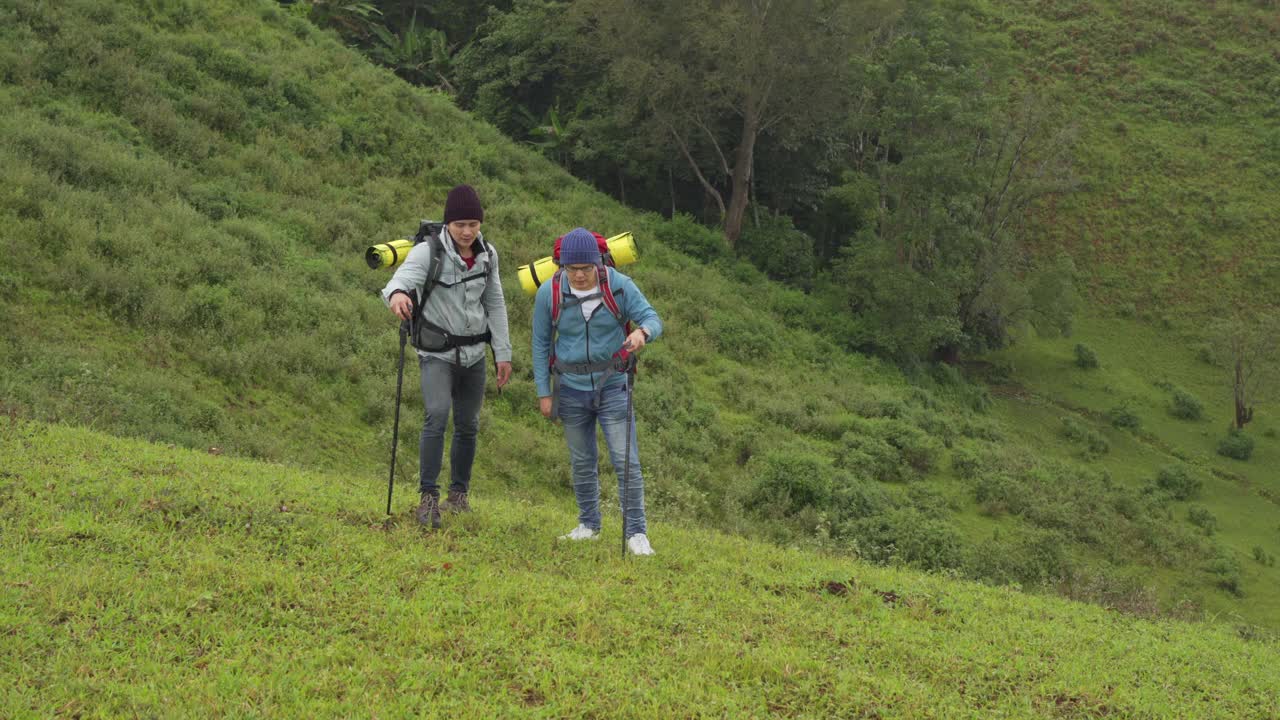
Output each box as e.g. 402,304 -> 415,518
626,533 -> 655,556
558,524 -> 601,541
441,492 -> 471,514
415,493 -> 441,529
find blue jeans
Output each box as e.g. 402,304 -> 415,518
419,356 -> 486,496
558,383 -> 647,538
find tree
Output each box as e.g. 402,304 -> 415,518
1210,312 -> 1280,429
369,16 -> 464,93
822,5 -> 1079,359
574,0 -> 898,249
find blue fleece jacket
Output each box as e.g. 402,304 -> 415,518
531,267 -> 663,397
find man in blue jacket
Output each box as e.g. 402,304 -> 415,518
531,228 -> 663,555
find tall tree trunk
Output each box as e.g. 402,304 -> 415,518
1234,357 -> 1253,429
724,112 -> 760,249
668,167 -> 676,218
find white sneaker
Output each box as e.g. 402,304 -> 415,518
559,524 -> 600,541
626,534 -> 655,556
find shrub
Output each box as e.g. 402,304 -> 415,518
878,421 -> 943,475
1217,429 -> 1254,460
655,212 -> 728,264
1195,344 -> 1216,365
973,473 -> 1020,517
966,527 -> 1071,587
1155,464 -> 1202,501
1073,343 -> 1099,369
709,313 -> 777,360
950,446 -> 982,480
736,213 -> 817,289
1208,555 -> 1244,597
839,508 -> 963,571
745,451 -> 834,516
1253,546 -> 1276,567
1061,416 -> 1110,457
1107,403 -> 1141,431
1169,388 -> 1204,421
1188,505 -> 1218,535
836,430 -> 902,483
830,474 -> 894,521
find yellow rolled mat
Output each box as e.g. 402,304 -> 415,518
516,232 -> 638,296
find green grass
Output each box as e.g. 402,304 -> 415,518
987,316 -> 1280,624
967,0 -> 1280,313
3,418 -> 1279,718
1,0 -> 1278,641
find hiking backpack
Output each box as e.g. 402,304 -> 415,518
405,220 -> 494,359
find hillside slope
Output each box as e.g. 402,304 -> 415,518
3,419 -> 1278,718
974,0 -> 1280,312
1,0 -> 1278,628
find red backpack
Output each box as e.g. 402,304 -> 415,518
553,230 -> 616,268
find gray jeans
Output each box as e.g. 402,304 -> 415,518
419,356 -> 486,496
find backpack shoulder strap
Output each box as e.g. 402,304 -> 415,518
550,268 -> 565,327
597,266 -> 624,324
416,231 -> 447,311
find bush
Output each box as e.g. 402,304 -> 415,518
1169,388 -> 1204,421
745,451 -> 834,516
836,430 -> 902,482
1155,464 -> 1202,501
1061,416 -> 1110,458
966,527 -> 1071,587
1073,343 -> 1099,369
1188,505 -> 1218,535
1253,546 -> 1276,567
1208,555 -> 1244,597
839,508 -> 963,571
736,213 -> 817,289
830,474 -> 894,521
950,446 -> 982,480
655,212 -> 728,264
1217,429 -> 1255,460
878,421 -> 943,475
1107,403 -> 1141,431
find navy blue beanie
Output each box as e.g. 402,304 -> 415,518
559,228 -> 601,266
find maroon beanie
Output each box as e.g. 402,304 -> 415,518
443,184 -> 484,223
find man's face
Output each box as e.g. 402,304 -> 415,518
448,220 -> 482,248
564,264 -> 598,291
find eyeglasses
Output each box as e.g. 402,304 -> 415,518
564,265 -> 595,275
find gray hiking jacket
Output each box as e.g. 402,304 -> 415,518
381,229 -> 512,367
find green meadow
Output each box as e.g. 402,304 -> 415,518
4,419 -> 1279,718
1,0 -> 1279,713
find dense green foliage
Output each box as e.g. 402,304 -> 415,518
4,420 -> 1280,718
307,0 -> 1085,360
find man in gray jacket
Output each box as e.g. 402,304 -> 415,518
382,184 -> 512,528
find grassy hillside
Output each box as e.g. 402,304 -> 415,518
3,419 -> 1278,718
969,0 -> 1280,313
986,316 -> 1280,623
0,0 -> 1278,633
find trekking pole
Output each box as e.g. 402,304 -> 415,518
386,320 -> 409,516
621,355 -> 636,559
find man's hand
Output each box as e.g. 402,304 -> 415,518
623,328 -> 648,353
389,293 -> 413,321
539,396 -> 554,420
496,362 -> 512,388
